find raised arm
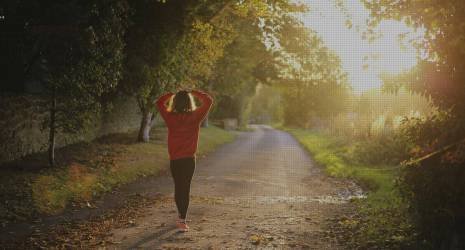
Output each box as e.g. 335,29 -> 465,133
191,90 -> 213,123
155,92 -> 174,120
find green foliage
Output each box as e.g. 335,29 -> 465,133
118,0 -> 248,141
364,0 -> 465,144
36,0 -> 128,122
121,0 -> 188,107
2,0 -> 130,165
122,0 -> 237,100
121,0 -> 300,136
209,3 -> 284,125
365,0 -> 465,161
348,133 -> 413,166
3,0 -> 311,146
400,155 -> 465,249
396,112 -> 465,249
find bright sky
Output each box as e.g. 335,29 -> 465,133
296,0 -> 424,94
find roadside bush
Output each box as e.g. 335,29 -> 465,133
399,112 -> 465,249
400,152 -> 465,249
348,133 -> 412,166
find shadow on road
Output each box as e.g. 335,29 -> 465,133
127,224 -> 178,249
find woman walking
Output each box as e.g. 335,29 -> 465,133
156,89 -> 213,232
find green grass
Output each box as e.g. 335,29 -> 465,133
282,127 -> 415,249
0,126 -> 235,221
198,126 -> 236,153
283,128 -> 396,189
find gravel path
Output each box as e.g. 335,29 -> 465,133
105,125 -> 359,249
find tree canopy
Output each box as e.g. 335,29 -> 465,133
1,0 -> 353,165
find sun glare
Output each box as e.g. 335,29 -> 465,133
297,0 -> 424,94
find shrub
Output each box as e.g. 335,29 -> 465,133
400,152 -> 465,249
399,112 -> 465,248
347,133 -> 412,166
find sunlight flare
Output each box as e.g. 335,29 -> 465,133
298,0 -> 424,93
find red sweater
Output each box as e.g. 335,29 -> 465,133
156,90 -> 213,160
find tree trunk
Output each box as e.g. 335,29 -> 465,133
201,80 -> 213,128
138,111 -> 153,142
201,114 -> 209,127
48,89 -> 57,167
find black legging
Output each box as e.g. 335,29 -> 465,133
169,157 -> 195,220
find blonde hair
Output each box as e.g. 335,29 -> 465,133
167,91 -> 197,112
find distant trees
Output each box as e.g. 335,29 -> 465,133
209,1 -> 351,128
249,84 -> 283,124
275,20 -> 350,127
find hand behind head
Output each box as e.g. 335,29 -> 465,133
175,83 -> 193,93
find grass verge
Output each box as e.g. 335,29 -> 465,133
282,127 -> 415,249
0,126 -> 235,224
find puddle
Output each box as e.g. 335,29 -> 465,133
220,180 -> 367,205
223,193 -> 366,205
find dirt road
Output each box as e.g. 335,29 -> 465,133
104,125 -> 360,249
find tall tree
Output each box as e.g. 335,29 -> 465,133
209,15 -> 279,127
121,0 -> 236,142
1,0 -> 129,166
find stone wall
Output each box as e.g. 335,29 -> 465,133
0,94 -> 142,164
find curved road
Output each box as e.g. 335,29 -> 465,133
107,125 -> 356,249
